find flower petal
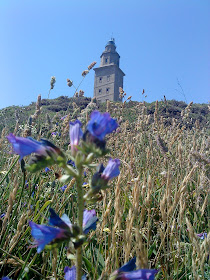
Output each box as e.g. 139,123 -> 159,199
119,257 -> 136,272
83,209 -> 98,234
86,111 -> 118,141
7,133 -> 46,160
29,221 -> 65,253
49,208 -> 70,229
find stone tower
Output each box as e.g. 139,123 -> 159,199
93,38 -> 125,103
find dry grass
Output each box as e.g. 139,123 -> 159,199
0,97 -> 209,279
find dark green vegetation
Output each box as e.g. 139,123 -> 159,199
0,96 -> 209,133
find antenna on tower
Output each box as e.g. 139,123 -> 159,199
111,33 -> 115,42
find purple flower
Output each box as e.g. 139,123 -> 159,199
2,277 -> 13,280
49,208 -> 71,229
111,258 -> 158,280
29,221 -> 69,253
88,159 -> 120,199
49,208 -> 98,235
67,160 -> 76,168
45,167 -> 51,172
69,120 -> 83,156
0,213 -> 5,219
118,257 -> 136,272
120,269 -> 158,279
51,132 -> 57,136
64,266 -> 86,280
83,209 -> 98,234
64,266 -> 76,280
61,185 -> 67,191
86,111 -> 118,141
29,208 -> 98,253
101,159 -> 120,181
7,133 -> 47,160
197,232 -> 207,240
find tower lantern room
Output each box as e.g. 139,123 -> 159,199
93,38 -> 125,103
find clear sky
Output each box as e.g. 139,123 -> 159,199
0,0 -> 209,109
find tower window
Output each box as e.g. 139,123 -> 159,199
106,88 -> 110,93
99,77 -> 102,83
99,89 -> 102,94
107,75 -> 110,82
105,58 -> 108,63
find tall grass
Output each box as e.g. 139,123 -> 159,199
0,96 -> 209,279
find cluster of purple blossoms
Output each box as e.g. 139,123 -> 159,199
110,258 -> 158,280
7,111 -> 118,166
69,111 -> 118,154
29,208 -> 97,253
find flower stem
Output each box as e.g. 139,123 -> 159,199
76,167 -> 84,280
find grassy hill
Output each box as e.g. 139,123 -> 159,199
0,95 -> 209,279
0,95 -> 209,134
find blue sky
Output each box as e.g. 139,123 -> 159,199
0,0 -> 209,109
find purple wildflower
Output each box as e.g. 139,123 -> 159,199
49,208 -> 72,229
29,221 -> 69,253
83,209 -> 98,234
101,159 -> 120,181
120,269 -> 158,279
0,213 -> 5,219
86,111 -> 118,141
61,185 -> 67,191
64,266 -> 76,280
51,132 -> 57,136
69,120 -> 83,156
67,160 -> 76,168
49,208 -> 97,235
2,277 -> 13,280
7,133 -> 47,160
197,232 -> 207,240
29,208 -> 98,253
111,258 -> 158,280
118,257 -> 136,272
64,266 -> 87,280
51,208 -> 97,235
45,167 -> 51,172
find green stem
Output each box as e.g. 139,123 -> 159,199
76,167 -> 84,280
